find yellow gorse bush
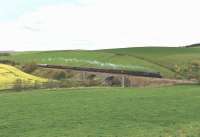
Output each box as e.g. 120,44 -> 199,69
0,64 -> 47,89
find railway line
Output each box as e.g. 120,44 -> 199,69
37,64 -> 162,78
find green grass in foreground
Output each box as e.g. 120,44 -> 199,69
1,85 -> 200,137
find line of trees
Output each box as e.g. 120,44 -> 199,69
174,61 -> 200,81
11,78 -> 102,91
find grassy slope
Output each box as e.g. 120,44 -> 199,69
1,85 -> 200,137
0,64 -> 47,89
3,47 -> 200,78
1,50 -> 175,77
102,47 -> 200,72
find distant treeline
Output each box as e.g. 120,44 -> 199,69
185,43 -> 200,48
0,60 -> 18,65
0,53 -> 10,56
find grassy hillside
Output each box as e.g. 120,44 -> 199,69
2,47 -> 200,78
1,50 -> 175,77
0,64 -> 47,89
101,47 -> 200,78
1,85 -> 200,137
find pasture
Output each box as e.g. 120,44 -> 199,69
1,50 -> 175,77
1,85 -> 200,137
2,47 -> 200,79
102,47 -> 200,75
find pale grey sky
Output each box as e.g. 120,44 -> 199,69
0,0 -> 200,51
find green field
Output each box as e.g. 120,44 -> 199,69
0,50 -> 175,78
1,85 -> 200,137
102,47 -> 200,75
2,47 -> 200,78
1,47 -> 200,136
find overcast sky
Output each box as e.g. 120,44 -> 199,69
0,0 -> 200,51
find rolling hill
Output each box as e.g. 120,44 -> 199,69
0,64 -> 47,89
0,48 -> 200,136
1,47 -> 200,79
101,47 -> 200,70
0,50 -> 175,78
